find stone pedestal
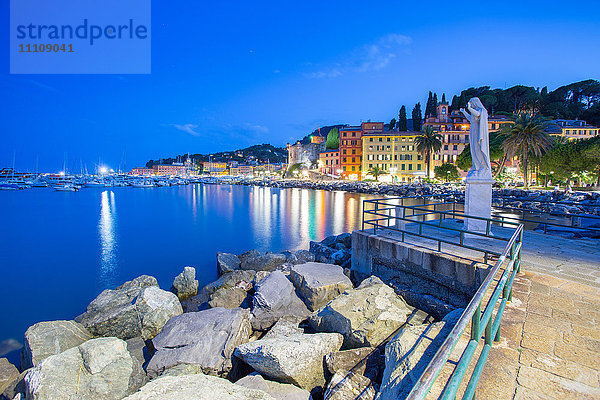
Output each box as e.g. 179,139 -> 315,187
465,178 -> 494,234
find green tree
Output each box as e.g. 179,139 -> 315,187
325,127 -> 339,149
442,93 -> 446,103
500,112 -> 552,188
415,125 -> 443,179
412,103 -> 422,131
366,166 -> 389,182
398,106 -> 407,131
389,118 -> 397,131
432,93 -> 438,112
425,91 -> 434,118
434,163 -> 460,182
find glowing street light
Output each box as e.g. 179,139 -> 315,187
99,166 -> 108,174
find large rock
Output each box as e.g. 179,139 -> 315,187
217,253 -> 241,275
376,309 -> 462,400
309,242 -> 337,264
24,337 -> 145,400
242,253 -> 287,271
251,271 -> 310,331
21,320 -> 92,370
289,263 -> 353,311
146,307 -> 252,378
171,266 -> 199,301
308,278 -> 414,348
325,347 -> 382,380
239,249 -> 262,264
182,270 -> 256,312
75,275 -> 182,340
0,358 -> 19,395
234,332 -> 344,392
1,370 -> 27,400
287,250 -> 315,265
263,316 -> 304,340
208,287 -> 250,309
123,374 -> 275,400
236,373 -> 312,400
324,371 -> 375,400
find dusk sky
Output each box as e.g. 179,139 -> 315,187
1,0 -> 599,172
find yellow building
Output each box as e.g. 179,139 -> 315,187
545,119 -> 599,140
362,131 -> 426,182
202,162 -> 227,176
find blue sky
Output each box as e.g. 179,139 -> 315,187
1,0 -> 599,172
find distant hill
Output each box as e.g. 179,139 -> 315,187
146,143 -> 287,168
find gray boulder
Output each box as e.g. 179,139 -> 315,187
251,271 -> 310,331
159,363 -> 205,377
239,249 -> 262,264
1,369 -> 27,400
242,253 -> 287,271
146,307 -> 252,378
289,263 -> 353,311
0,358 -> 19,395
263,316 -> 304,340
325,347 -> 382,380
182,270 -> 256,312
76,275 -> 182,340
123,374 -> 275,400
324,371 -> 375,400
208,286 -> 250,309
24,337 -> 145,400
309,242 -> 336,263
171,266 -> 199,301
377,309 -> 462,400
234,332 -> 344,392
236,373 -> 312,400
335,233 -> 352,249
308,279 -> 414,348
217,253 -> 241,275
287,250 -> 315,265
21,320 -> 92,370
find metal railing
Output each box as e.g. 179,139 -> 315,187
361,197 -> 523,399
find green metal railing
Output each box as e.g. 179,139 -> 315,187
361,197 -> 524,399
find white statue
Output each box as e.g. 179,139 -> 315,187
460,97 -> 492,181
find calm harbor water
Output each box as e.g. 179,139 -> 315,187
0,184 -> 377,344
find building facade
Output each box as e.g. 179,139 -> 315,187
202,162 -> 227,176
362,131 -> 426,182
129,167 -> 154,176
545,119 -> 599,140
318,149 -> 340,175
153,163 -> 187,176
286,135 -> 325,169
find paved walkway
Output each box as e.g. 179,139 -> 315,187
373,223 -> 600,399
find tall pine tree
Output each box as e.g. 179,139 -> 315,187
432,93 -> 438,116
412,103 -> 422,131
442,93 -> 446,103
398,106 -> 407,131
425,91 -> 434,118
389,118 -> 397,131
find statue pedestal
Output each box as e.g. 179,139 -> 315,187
464,178 -> 494,235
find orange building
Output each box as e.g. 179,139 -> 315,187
339,122 -> 384,180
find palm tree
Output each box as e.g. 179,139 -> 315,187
500,112 -> 552,188
366,166 -> 388,182
414,126 -> 443,179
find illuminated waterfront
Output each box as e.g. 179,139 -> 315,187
0,184 -> 376,343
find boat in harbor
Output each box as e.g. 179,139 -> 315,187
0,182 -> 21,190
131,179 -> 155,188
54,183 -> 79,192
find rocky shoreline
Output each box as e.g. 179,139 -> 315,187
0,234 -> 462,400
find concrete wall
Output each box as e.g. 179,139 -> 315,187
351,230 -> 491,311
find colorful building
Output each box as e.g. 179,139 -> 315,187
545,119 -> 599,140
202,162 -> 227,176
129,167 -> 154,176
153,163 -> 187,176
318,149 -> 340,176
362,131 -> 426,182
286,134 -> 326,169
423,102 -> 511,176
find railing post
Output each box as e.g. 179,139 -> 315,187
374,201 -> 378,235
471,303 -> 481,341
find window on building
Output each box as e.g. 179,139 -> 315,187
387,138 -> 391,142
352,158 -> 355,163
352,166 -> 355,171
352,132 -> 356,137
409,164 -> 413,171
378,138 -> 382,142
394,155 -> 398,161
369,138 -> 373,142
343,133 -> 347,137
369,146 -> 373,150
401,164 -> 405,170
352,149 -> 356,154
453,145 -> 458,150
343,166 -> 346,171
444,145 -> 449,150
369,164 -> 373,168
343,158 -> 347,163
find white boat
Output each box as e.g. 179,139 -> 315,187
0,182 -> 20,190
131,179 -> 154,188
85,180 -> 105,187
54,183 -> 79,192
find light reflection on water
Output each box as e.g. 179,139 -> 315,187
99,190 -> 117,288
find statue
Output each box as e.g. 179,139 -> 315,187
460,97 -> 492,181
460,97 -> 493,235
